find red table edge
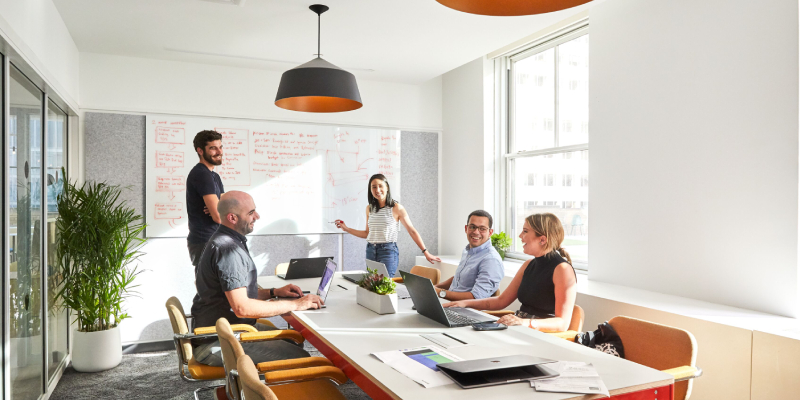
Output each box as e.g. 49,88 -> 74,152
283,313 -> 674,400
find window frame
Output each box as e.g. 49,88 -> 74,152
500,23 -> 589,270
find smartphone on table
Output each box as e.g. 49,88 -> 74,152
472,322 -> 508,331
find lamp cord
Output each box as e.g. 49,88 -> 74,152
317,13 -> 321,57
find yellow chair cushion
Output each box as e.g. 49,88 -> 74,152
548,330 -> 579,341
256,318 -> 277,329
187,357 -> 226,380
263,365 -> 348,385
241,330 -> 305,345
256,357 -> 333,372
269,378 -> 347,400
663,365 -> 699,381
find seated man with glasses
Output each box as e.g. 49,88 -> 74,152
434,210 -> 504,301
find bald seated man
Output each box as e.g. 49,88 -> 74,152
190,190 -> 324,366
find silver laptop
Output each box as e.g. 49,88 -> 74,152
400,270 -> 494,327
314,259 -> 337,308
437,355 -> 559,389
342,260 -> 410,299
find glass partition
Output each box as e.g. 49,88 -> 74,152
9,65 -> 44,400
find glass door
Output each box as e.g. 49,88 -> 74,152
9,65 -> 44,400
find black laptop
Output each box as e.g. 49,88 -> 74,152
437,355 -> 559,389
277,257 -> 333,280
400,270 -> 494,327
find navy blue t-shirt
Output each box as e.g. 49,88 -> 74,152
186,163 -> 224,244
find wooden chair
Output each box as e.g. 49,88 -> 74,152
165,297 -> 305,399
483,304 -> 585,333
274,262 -> 290,276
608,316 -> 702,400
391,265 -> 440,285
217,318 -> 347,400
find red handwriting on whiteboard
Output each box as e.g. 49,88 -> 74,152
215,128 -> 251,186
155,176 -> 185,192
154,202 -> 184,220
155,126 -> 185,144
156,151 -> 184,168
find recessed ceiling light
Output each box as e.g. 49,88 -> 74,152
199,0 -> 246,6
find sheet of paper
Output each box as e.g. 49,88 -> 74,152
532,362 -> 609,397
372,346 -> 464,388
420,333 -> 472,349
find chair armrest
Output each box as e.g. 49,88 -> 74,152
262,365 -> 348,385
662,366 -> 703,382
392,277 -> 404,283
240,330 -> 305,345
482,310 -> 515,317
193,324 -> 258,335
548,331 -> 579,341
256,357 -> 332,372
256,319 -> 277,329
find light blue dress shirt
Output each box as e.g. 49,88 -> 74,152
450,240 -> 505,299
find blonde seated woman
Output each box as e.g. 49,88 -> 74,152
444,213 -> 577,332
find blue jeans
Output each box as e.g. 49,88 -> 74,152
366,242 -> 399,277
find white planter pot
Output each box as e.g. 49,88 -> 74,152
72,326 -> 122,372
356,286 -> 398,314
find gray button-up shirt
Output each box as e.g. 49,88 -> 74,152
450,240 -> 504,299
190,225 -> 258,330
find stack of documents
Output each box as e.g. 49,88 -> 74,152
532,361 -> 610,397
372,345 -> 463,388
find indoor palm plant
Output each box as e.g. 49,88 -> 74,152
491,231 -> 512,260
53,171 -> 146,372
356,267 -> 398,314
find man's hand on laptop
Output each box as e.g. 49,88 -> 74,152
275,284 -> 303,298
295,294 -> 324,310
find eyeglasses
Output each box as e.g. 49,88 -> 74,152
467,224 -> 490,233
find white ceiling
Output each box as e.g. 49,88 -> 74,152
52,0 -> 595,84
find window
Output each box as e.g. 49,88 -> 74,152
504,26 -> 589,269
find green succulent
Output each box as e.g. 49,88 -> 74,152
357,267 -> 397,295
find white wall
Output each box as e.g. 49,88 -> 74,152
0,0 -> 80,108
441,57 -> 495,255
589,0 -> 799,317
79,52 -> 442,132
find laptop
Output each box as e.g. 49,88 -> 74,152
314,259 -> 338,308
437,355 -> 559,389
277,257 -> 333,280
400,270 -> 494,327
342,260 -> 411,299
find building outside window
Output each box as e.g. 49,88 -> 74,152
504,25 -> 589,269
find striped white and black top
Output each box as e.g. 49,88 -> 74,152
367,206 -> 400,243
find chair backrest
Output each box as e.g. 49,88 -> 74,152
609,316 -> 697,400
409,265 -> 440,285
275,262 -> 290,276
238,355 -> 278,400
165,296 -> 193,362
217,318 -> 247,400
569,304 -> 584,332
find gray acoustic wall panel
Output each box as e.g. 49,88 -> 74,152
84,112 -> 438,343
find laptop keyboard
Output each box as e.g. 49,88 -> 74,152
444,309 -> 481,325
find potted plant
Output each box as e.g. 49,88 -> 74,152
491,232 -> 512,260
355,268 -> 398,314
53,172 -> 146,372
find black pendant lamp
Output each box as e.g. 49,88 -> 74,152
436,0 -> 592,16
275,4 -> 362,113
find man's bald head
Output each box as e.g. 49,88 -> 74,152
218,191 -> 258,234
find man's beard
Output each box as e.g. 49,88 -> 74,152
235,218 -> 254,235
203,150 -> 222,166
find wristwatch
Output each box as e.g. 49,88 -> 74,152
269,288 -> 275,299
438,289 -> 447,299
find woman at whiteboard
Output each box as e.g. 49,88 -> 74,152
335,174 -> 441,277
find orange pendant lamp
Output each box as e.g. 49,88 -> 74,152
436,0 -> 592,16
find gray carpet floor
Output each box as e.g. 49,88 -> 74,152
50,331 -> 372,399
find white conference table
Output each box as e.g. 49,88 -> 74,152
257,272 -> 673,400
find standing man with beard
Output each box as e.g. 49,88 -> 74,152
186,130 -> 225,269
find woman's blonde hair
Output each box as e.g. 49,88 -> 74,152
524,213 -> 572,264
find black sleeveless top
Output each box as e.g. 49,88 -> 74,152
517,251 -> 575,318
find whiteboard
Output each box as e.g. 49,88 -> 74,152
145,114 -> 401,237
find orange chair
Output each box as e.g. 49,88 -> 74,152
483,304 -> 585,333
217,318 -> 347,400
608,316 -> 702,400
165,297 -> 306,399
236,354 -> 348,400
392,265 -> 440,285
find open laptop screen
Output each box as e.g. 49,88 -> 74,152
317,259 -> 337,302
